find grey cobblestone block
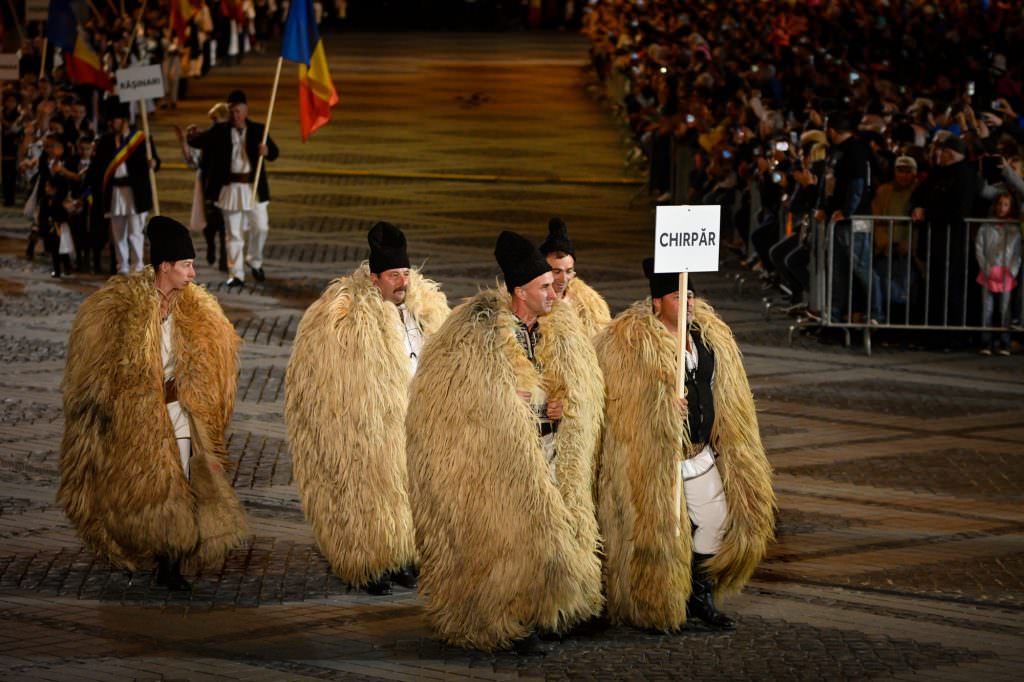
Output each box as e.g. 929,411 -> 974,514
233,315 -> 299,347
0,539 -> 375,608
286,193 -> 415,208
399,616 -> 985,681
0,290 -> 84,317
757,379 -> 1021,418
828,551 -> 1024,608
779,448 -> 1024,500
775,509 -> 870,537
227,431 -> 292,489
236,366 -> 285,404
0,399 -> 63,426
262,243 -> 368,264
0,335 -> 66,363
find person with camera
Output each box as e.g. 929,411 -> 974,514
910,136 -> 981,328
816,111 -> 879,324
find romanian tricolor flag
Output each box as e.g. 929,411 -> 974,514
171,0 -> 198,44
281,0 -> 339,142
47,0 -> 113,92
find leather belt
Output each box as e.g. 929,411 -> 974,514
164,377 -> 178,404
228,172 -> 250,183
109,177 -> 132,187
538,421 -> 559,437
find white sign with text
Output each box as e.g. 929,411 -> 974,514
115,64 -> 165,102
654,205 -> 721,273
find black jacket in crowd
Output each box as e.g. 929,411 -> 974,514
910,159 -> 980,226
86,127 -> 160,215
187,120 -> 279,204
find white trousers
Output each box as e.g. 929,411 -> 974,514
110,212 -> 148,274
683,450 -> 728,555
167,401 -> 191,479
221,202 -> 269,280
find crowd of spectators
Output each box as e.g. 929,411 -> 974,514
1,0 -> 330,277
584,0 -> 1024,350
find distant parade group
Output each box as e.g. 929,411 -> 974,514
58,88 -> 775,654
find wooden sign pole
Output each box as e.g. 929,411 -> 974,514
673,270 -> 688,536
139,106 -> 159,215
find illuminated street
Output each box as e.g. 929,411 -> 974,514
0,33 -> 1021,681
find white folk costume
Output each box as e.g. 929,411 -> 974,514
539,217 -> 611,338
405,231 -> 604,651
593,264 -> 775,632
87,97 -> 159,275
187,89 -> 278,284
285,223 -> 449,590
59,218 -> 246,580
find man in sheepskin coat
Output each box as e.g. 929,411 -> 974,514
593,258 -> 775,632
539,216 -> 611,338
405,230 -> 604,652
59,216 -> 247,591
285,222 -> 449,596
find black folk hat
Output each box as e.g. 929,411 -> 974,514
367,221 -> 410,274
102,95 -> 129,121
495,230 -> 550,293
148,216 -> 195,267
539,216 -> 575,257
642,257 -> 685,299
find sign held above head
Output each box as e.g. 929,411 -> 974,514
655,204 -> 721,538
654,205 -> 721,274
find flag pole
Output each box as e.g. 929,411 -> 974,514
139,105 -> 160,215
5,0 -> 24,42
39,38 -> 47,81
252,56 -> 283,199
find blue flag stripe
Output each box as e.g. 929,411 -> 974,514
280,0 -> 320,66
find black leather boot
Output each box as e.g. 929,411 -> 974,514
687,553 -> 735,630
389,564 -> 418,589
511,631 -> 545,656
155,556 -> 192,591
364,575 -> 392,596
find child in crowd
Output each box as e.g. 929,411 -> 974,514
41,174 -> 73,278
975,191 -> 1022,355
66,135 -> 94,272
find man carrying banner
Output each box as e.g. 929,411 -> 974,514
593,259 -> 775,632
59,215 -> 247,590
539,216 -> 611,337
87,96 -> 159,275
187,89 -> 278,287
285,222 -> 449,596
405,230 -> 604,652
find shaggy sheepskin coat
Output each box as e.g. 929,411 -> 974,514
284,264 -> 449,587
406,289 -> 605,651
594,298 -> 775,631
565,276 -> 612,338
59,269 -> 246,572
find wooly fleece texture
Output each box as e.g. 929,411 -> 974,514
406,289 -> 605,651
285,264 -> 449,586
60,269 -> 246,572
565,276 -> 612,338
594,298 -> 775,631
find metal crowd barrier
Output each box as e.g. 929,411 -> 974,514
793,215 -> 1021,354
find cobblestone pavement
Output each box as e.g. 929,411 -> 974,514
1,33 -> 1022,681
